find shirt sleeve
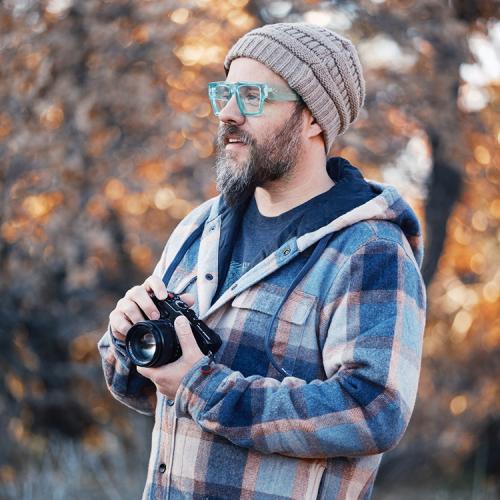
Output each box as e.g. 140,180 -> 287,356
96,196 -> 219,415
95,238 -> 172,416
97,326 -> 157,416
175,237 -> 427,458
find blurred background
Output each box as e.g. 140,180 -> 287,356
0,0 -> 499,498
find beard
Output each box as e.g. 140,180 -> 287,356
214,106 -> 304,207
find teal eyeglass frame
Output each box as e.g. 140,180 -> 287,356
208,81 -> 300,117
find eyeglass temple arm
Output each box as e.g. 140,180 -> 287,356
266,87 -> 300,101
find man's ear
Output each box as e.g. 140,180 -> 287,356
303,109 -> 323,139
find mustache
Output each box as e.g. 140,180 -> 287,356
216,124 -> 255,147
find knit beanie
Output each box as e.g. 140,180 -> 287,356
224,23 -> 365,153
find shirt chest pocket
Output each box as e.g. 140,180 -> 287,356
229,287 -> 317,378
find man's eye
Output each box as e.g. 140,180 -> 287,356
240,86 -> 261,100
216,89 -> 231,99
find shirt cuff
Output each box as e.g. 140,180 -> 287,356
175,356 -> 233,421
108,326 -> 133,368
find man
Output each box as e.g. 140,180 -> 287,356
98,23 -> 426,499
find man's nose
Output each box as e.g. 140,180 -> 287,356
218,94 -> 245,126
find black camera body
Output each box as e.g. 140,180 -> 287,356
125,292 -> 222,368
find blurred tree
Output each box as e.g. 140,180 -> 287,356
0,0 -> 256,484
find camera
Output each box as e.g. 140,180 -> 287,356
125,292 -> 222,368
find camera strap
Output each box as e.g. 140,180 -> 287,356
162,216 -> 210,288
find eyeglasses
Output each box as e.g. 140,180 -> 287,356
208,81 -> 300,117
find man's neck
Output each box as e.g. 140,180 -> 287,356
254,154 -> 333,217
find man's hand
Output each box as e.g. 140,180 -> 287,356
136,315 -> 205,400
108,274 -> 203,399
108,274 -> 194,340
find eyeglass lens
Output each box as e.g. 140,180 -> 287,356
213,84 -> 262,114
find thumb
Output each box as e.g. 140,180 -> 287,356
174,315 -> 201,355
137,365 -> 155,380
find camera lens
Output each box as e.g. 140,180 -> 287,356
135,332 -> 156,362
126,320 -> 179,367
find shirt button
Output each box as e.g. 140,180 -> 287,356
283,247 -> 291,256
159,463 -> 166,473
167,399 -> 174,406
201,363 -> 213,375
230,283 -> 237,290
205,273 -> 214,280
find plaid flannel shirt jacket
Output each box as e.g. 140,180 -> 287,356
98,170 -> 426,500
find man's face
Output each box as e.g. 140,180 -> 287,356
214,58 -> 305,207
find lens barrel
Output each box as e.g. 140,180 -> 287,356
126,320 -> 179,367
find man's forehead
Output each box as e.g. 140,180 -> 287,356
225,57 -> 287,86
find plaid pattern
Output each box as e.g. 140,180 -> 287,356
98,181 -> 426,499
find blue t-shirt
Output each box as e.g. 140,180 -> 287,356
214,195 -> 319,301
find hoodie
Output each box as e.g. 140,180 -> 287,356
98,157 -> 427,500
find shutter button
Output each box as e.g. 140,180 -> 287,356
159,463 -> 166,473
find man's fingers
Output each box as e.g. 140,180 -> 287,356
110,276 -> 196,347
174,316 -> 202,355
143,276 -> 194,307
116,297 -> 145,324
109,310 -> 132,339
109,275 -> 178,346
124,286 -> 160,320
143,275 -> 169,300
